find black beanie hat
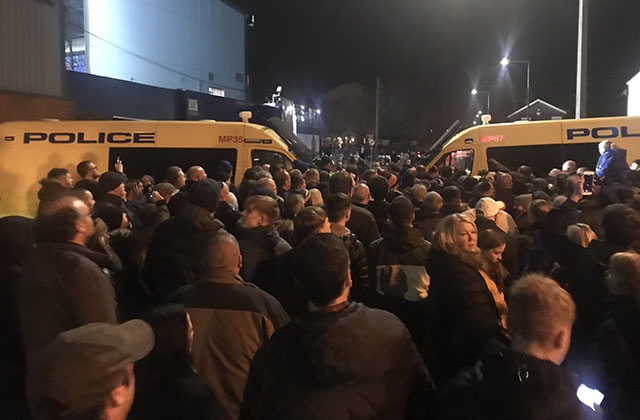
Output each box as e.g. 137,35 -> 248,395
74,180 -> 100,197
189,178 -> 220,213
95,204 -> 124,231
98,172 -> 126,194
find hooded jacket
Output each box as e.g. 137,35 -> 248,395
368,225 -> 431,302
240,303 -> 433,420
143,203 -> 225,304
596,147 -> 628,182
237,225 -> 291,284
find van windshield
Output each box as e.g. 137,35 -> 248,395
265,116 -> 312,160
435,149 -> 474,174
252,149 -> 293,171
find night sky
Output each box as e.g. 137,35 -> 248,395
236,0 -> 640,142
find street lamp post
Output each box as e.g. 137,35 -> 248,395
576,0 -> 589,118
501,58 -> 531,120
471,88 -> 491,114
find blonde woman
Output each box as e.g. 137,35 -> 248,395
566,223 -> 597,248
426,213 -> 505,386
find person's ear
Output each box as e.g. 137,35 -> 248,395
106,365 -> 134,411
238,253 -> 243,270
345,269 -> 353,289
551,327 -> 571,364
553,327 -> 569,350
75,218 -> 88,235
107,383 -> 129,408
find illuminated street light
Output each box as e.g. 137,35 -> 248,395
471,88 -> 491,114
501,57 -> 531,120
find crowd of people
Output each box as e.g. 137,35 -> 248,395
2,139 -> 640,419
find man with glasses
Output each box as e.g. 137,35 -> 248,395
77,160 -> 101,181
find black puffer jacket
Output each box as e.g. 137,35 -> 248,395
143,203 -> 225,304
240,303 -> 433,420
425,249 -> 504,386
237,225 -> 291,284
18,242 -> 118,354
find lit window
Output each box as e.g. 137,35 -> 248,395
208,87 -> 225,97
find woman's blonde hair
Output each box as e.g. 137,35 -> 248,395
306,188 -> 323,207
433,213 -> 482,268
566,223 -> 598,248
608,252 -> 640,302
244,195 -> 280,224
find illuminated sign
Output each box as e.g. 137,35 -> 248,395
480,135 -> 504,143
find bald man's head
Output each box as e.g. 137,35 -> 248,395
187,166 -> 207,181
206,232 -> 242,274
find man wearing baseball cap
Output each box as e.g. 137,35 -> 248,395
27,320 -> 154,420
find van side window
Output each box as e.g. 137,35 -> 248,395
487,144 -> 598,177
251,149 -> 293,171
108,147 -> 238,182
435,149 -> 474,173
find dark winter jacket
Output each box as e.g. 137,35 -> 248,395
366,200 -> 391,235
253,247 -> 307,318
216,201 -> 241,237
439,342 -> 595,420
240,303 -> 433,420
596,147 -> 628,182
36,178 -> 68,202
173,269 -> 289,420
95,193 -> 140,229
368,225 -> 431,302
415,212 -> 442,243
588,297 -> 640,420
237,225 -> 291,284
18,242 -> 118,355
143,203 -> 226,304
0,216 -> 35,420
129,370 -> 220,420
346,204 -> 380,247
425,248 -> 504,386
330,223 -> 369,302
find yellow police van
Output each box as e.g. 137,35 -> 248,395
0,114 -> 303,217
421,116 -> 640,176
